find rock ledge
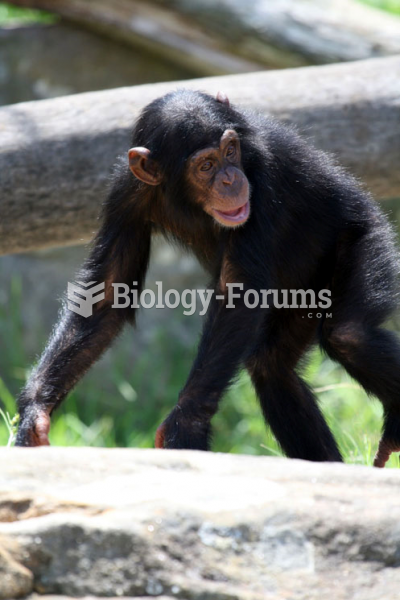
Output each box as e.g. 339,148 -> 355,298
0,447 -> 399,599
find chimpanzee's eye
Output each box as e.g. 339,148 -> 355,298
200,161 -> 213,172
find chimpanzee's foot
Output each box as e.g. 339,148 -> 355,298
373,438 -> 400,468
155,422 -> 166,449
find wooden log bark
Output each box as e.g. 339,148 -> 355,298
0,56 -> 399,256
7,0 -> 400,72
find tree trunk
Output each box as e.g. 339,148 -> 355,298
7,0 -> 400,72
0,56 -> 399,255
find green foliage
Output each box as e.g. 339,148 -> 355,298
213,349 -> 399,468
0,2 -> 56,24
0,405 -> 18,447
0,278 -> 398,467
359,0 -> 400,14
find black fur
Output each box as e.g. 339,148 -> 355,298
16,89 -> 400,464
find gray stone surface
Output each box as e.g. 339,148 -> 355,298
1,448 -> 400,599
0,538 -> 33,599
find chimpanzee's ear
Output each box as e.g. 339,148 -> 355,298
216,91 -> 230,107
128,147 -> 163,186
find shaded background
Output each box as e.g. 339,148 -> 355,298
1,0 -> 400,463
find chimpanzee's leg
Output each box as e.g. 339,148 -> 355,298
321,321 -> 400,467
156,293 -> 266,450
247,312 -> 343,462
319,229 -> 400,467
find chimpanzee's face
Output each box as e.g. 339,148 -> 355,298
186,129 -> 250,228
128,126 -> 250,228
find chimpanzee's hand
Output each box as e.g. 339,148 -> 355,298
15,404 -> 51,447
155,404 -> 211,450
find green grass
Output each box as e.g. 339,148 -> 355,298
0,278 -> 398,467
212,349 -> 397,467
0,2 -> 56,24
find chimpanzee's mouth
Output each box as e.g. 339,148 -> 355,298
213,201 -> 250,225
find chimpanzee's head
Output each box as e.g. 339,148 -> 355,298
128,89 -> 251,228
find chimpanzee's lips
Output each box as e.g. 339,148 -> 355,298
212,201 -> 250,225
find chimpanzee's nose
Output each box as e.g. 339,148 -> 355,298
222,167 -> 236,185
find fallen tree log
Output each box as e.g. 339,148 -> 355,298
0,55 -> 399,256
7,0 -> 400,72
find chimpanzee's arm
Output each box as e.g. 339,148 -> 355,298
16,179 -> 152,447
155,289 -> 265,450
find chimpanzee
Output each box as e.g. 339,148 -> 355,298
15,89 -> 400,468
